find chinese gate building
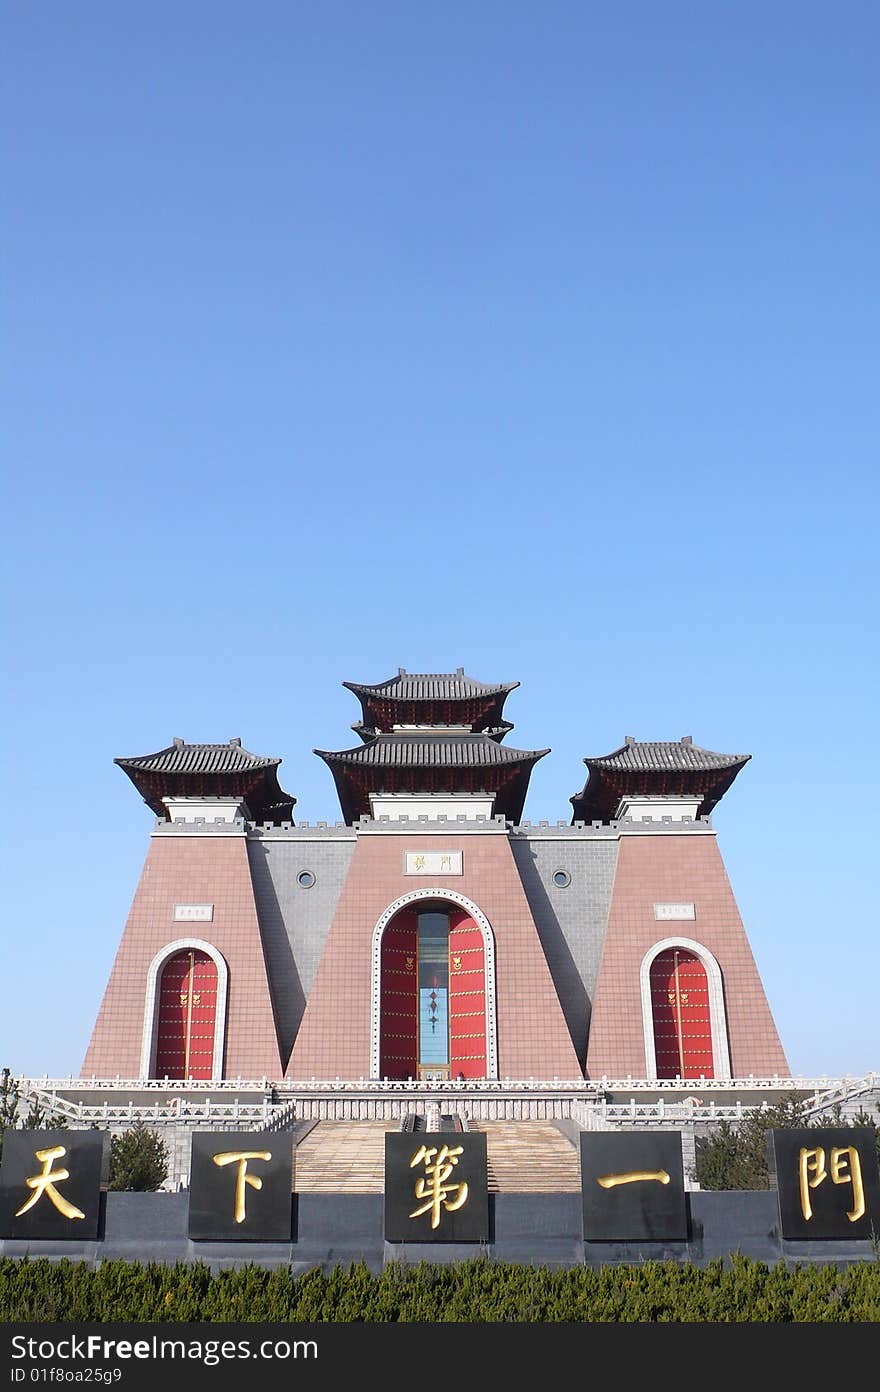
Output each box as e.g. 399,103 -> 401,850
83,670 -> 788,1084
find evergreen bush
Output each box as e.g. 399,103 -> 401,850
107,1121 -> 169,1192
2,1255 -> 879,1323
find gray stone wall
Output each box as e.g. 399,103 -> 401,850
2,1190 -> 874,1271
510,834 -> 618,1067
247,831 -> 356,1069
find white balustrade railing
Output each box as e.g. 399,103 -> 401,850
12,1072 -> 876,1129
18,1072 -> 877,1093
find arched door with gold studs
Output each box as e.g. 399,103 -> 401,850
154,948 -> 218,1079
649,947 -> 714,1079
378,902 -> 488,1080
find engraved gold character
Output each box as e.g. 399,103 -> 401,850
440,855 -> 452,872
596,1170 -> 671,1189
212,1150 -> 272,1224
799,1145 -> 865,1222
413,855 -> 426,871
15,1146 -> 85,1221
409,1143 -> 469,1230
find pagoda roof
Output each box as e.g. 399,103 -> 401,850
585,737 -> 749,776
344,669 -> 518,702
324,668 -> 542,821
116,738 -> 296,824
117,739 -> 279,776
343,668 -> 519,734
315,730 -> 548,824
316,731 -> 548,770
570,736 -> 750,823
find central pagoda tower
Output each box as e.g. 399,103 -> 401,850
315,667 -> 549,824
287,667 -> 581,1080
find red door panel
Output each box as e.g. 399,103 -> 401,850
155,949 -> 218,1080
650,948 -> 714,1079
449,909 -> 487,1080
379,909 -> 418,1080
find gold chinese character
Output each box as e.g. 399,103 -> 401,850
799,1146 -> 865,1222
15,1146 -> 85,1221
413,855 -> 426,871
212,1151 -> 272,1224
409,1144 -> 469,1229
596,1170 -> 671,1189
440,855 -> 452,871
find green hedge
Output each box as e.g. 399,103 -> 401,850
2,1256 -> 879,1322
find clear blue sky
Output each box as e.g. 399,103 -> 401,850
3,3 -> 877,1080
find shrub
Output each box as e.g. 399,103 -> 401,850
695,1094 -> 880,1191
107,1121 -> 169,1192
1,1255 -> 879,1323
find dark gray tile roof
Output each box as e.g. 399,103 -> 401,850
343,668 -> 519,702
116,738 -> 280,775
316,732 -> 548,768
586,737 -> 749,773
570,736 -> 751,824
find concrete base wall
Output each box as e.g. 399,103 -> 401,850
1,1191 -> 874,1272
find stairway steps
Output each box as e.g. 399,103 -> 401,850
469,1122 -> 581,1192
292,1120 -> 581,1194
293,1121 -> 393,1192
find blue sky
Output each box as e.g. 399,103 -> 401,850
3,3 -> 877,1080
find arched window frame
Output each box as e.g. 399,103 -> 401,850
370,888 -> 498,1080
140,939 -> 229,1081
639,936 -> 731,1081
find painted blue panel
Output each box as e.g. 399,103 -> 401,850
419,987 -> 449,1065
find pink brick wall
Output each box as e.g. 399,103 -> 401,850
81,834 -> 282,1079
585,833 -> 788,1078
287,831 -> 582,1080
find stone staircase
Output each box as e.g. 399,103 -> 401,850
293,1121 -> 396,1192
468,1121 -> 581,1192
291,1119 -> 582,1193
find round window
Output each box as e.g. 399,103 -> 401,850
297,870 -> 316,889
552,869 -> 571,888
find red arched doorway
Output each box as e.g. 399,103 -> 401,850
379,902 -> 488,1080
154,948 -> 218,1080
649,947 -> 714,1079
